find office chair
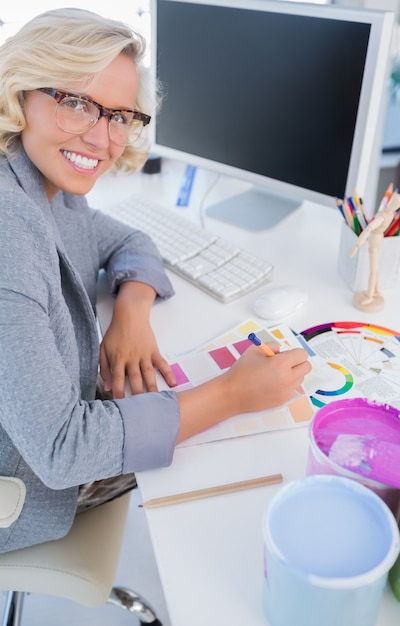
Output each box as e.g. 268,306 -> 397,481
0,477 -> 162,626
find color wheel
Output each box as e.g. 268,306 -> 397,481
298,321 -> 400,409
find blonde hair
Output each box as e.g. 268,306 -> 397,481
0,7 -> 156,172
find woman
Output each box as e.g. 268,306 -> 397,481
0,7 -> 311,553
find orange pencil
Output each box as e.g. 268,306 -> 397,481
378,183 -> 394,212
248,332 -> 275,357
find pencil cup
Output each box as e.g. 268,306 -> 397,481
337,222 -> 400,292
262,475 -> 400,626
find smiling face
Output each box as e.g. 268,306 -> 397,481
21,54 -> 139,200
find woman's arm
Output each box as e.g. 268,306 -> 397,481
100,280 -> 177,398
176,344 -> 311,443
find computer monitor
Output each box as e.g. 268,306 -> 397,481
151,0 -> 394,230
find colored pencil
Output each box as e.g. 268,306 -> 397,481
141,473 -> 283,508
248,332 -> 275,357
378,183 -> 394,212
341,197 -> 354,231
385,213 -> 400,237
336,198 -> 345,220
352,191 -> 368,229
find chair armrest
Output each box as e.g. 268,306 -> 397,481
0,477 -> 26,527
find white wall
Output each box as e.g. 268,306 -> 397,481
0,2 -> 150,47
332,0 -> 398,9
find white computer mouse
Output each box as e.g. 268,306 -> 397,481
252,285 -> 308,321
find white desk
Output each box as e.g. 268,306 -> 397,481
92,159 -> 400,626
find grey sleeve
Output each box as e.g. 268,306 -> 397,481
92,209 -> 175,300
114,390 -> 180,472
108,246 -> 175,301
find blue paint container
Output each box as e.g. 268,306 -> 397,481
262,475 -> 400,626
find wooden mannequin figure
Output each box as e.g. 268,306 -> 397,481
349,192 -> 400,313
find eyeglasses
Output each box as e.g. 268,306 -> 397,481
39,88 -> 151,147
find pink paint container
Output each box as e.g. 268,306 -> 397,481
307,398 -> 400,520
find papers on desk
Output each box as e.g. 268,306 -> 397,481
297,320 -> 400,411
158,319 -> 316,447
158,318 -> 400,447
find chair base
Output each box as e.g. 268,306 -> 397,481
2,591 -> 24,626
2,588 -> 163,626
108,586 -> 163,624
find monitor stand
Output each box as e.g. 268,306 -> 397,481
205,187 -> 300,231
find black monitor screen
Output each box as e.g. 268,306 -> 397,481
155,0 -> 371,201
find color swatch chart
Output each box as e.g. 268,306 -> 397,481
159,319 -> 315,447
297,321 -> 400,410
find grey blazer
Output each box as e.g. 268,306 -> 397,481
0,149 -> 180,553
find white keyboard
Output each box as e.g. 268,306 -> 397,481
105,193 -> 273,303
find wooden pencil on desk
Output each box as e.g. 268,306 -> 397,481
141,473 -> 283,508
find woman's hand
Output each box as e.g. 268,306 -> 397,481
222,345 -> 311,414
176,344 -> 311,443
99,281 -> 176,398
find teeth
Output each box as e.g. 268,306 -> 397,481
62,151 -> 98,170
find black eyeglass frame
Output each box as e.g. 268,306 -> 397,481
38,87 -> 151,128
